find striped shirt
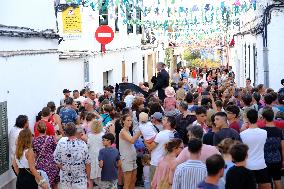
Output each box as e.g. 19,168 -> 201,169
172,160 -> 207,189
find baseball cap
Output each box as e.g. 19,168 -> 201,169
63,89 -> 71,94
151,112 -> 163,121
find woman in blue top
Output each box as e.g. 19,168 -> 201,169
100,104 -> 113,126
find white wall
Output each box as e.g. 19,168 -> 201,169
90,47 -> 143,93
229,2 -> 284,91
267,10 -> 284,90
0,0 -> 56,30
0,55 -> 85,188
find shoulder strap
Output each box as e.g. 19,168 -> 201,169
153,125 -> 160,133
102,114 -> 110,123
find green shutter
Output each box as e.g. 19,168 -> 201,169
0,101 -> 9,175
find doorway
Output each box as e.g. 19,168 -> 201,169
132,62 -> 138,84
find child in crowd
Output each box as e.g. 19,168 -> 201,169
163,87 -> 177,112
123,89 -> 135,108
87,120 -> 104,189
139,112 -> 157,145
99,133 -> 121,189
142,154 -> 151,189
176,81 -> 186,102
225,143 -> 257,189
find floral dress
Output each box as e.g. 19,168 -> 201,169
33,135 -> 60,186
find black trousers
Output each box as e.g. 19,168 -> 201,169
16,169 -> 38,189
136,156 -> 143,184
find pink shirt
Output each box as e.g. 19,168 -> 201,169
175,144 -> 220,165
151,157 -> 176,189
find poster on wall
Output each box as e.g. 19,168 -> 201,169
62,6 -> 82,40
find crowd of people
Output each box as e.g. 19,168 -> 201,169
9,62 -> 284,189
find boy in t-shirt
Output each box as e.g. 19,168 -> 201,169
99,133 -> 121,189
225,143 -> 256,189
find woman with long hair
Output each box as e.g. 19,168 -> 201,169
119,114 -> 141,189
151,138 -> 183,189
13,129 -> 49,189
33,121 -> 59,189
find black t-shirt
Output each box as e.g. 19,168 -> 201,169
262,126 -> 284,163
175,113 -> 196,144
203,129 -> 215,146
226,166 -> 256,189
213,128 -> 241,146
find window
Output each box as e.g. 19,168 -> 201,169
84,60 -> 89,83
126,4 -> 133,34
248,45 -> 251,82
142,57 -> 145,82
0,101 -> 9,175
115,6 -> 119,32
136,7 -> 142,34
99,0 -> 108,26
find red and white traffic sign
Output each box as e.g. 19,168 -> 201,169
95,25 -> 114,53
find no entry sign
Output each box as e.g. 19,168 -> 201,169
95,25 -> 114,53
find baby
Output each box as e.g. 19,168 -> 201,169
138,112 -> 157,144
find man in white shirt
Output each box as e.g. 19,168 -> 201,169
240,109 -> 271,189
147,116 -> 176,183
9,115 -> 29,166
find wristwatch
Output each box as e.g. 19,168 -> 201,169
38,179 -> 46,185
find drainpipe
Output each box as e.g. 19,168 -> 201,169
262,3 -> 284,88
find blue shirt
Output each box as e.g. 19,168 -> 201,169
277,105 -> 284,113
101,113 -> 112,126
188,105 -> 198,113
198,181 -> 219,189
59,107 -> 78,124
98,147 -> 120,181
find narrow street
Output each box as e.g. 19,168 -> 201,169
1,0 -> 284,189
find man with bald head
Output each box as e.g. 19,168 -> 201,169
151,62 -> 169,101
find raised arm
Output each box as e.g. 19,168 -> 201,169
121,130 -> 141,144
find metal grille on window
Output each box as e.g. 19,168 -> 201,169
84,60 -> 89,83
136,7 -> 142,34
126,4 -> 133,34
0,101 -> 9,175
115,6 -> 119,32
99,0 -> 108,26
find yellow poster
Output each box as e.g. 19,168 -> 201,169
62,7 -> 82,34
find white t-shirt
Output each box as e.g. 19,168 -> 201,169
139,122 -> 156,140
124,95 -> 135,108
9,126 -> 22,163
76,96 -> 86,103
150,130 -> 173,166
240,128 -> 267,170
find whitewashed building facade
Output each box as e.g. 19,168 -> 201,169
228,0 -> 284,90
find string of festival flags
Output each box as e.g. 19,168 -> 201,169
59,0 -> 258,46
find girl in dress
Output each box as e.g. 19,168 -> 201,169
87,120 -> 105,189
